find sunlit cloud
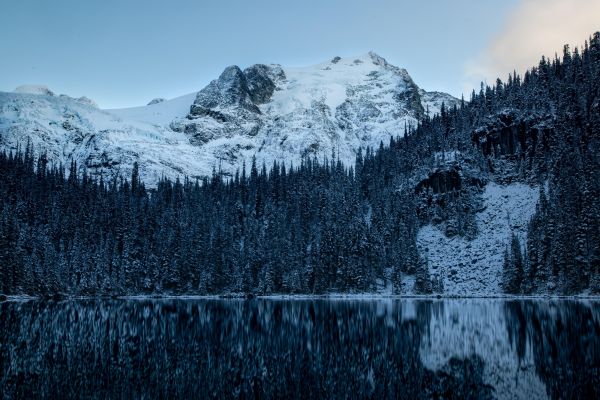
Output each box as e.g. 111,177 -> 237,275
463,0 -> 599,94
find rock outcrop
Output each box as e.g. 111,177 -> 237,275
147,98 -> 166,105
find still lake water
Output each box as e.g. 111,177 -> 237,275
0,298 -> 599,399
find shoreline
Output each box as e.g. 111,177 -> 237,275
2,293 -> 600,302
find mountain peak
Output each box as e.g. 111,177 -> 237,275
326,52 -> 389,68
171,52 -> 458,174
14,84 -> 55,96
367,51 -> 388,66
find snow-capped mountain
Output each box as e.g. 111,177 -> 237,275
0,52 -> 458,185
0,91 -> 211,184
165,52 -> 457,169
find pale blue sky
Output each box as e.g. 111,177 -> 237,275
1,0 -> 521,108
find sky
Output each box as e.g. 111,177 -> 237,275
0,0 -> 597,109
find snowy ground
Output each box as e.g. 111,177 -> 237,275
417,183 -> 540,296
107,92 -> 196,125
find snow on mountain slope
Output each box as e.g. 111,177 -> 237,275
268,52 -> 421,119
107,92 -> 196,126
0,91 -> 218,184
417,183 -> 540,296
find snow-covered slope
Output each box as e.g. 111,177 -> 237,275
107,92 -> 196,126
419,89 -> 461,117
417,183 -> 540,296
0,91 -> 219,184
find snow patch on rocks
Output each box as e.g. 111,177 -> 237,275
419,89 -> 460,117
75,96 -> 99,108
14,84 -> 55,96
418,183 -> 539,296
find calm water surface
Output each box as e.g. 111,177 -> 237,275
1,298 -> 599,399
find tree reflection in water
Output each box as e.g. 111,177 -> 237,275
0,299 -> 597,399
504,300 -> 600,399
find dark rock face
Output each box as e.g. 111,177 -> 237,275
472,111 -> 553,158
416,169 -> 462,195
192,65 -> 258,113
394,77 -> 425,120
180,64 -> 287,142
415,165 -> 484,240
189,64 -> 286,119
147,98 -> 166,106
173,62 -> 290,151
243,64 -> 284,104
188,106 -> 229,122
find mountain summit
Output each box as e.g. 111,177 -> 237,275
1,53 -> 458,185
168,52 -> 454,164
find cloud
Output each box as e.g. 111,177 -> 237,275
464,0 -> 599,94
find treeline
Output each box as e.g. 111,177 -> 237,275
0,147 -> 426,296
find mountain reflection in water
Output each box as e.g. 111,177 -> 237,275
0,299 -> 598,399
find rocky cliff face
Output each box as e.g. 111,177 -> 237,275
0,52 -> 458,185
171,64 -> 286,145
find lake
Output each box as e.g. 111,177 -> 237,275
1,298 -> 599,399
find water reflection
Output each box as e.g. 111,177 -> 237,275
0,299 -> 598,399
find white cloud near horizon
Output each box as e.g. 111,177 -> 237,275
464,0 -> 599,94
